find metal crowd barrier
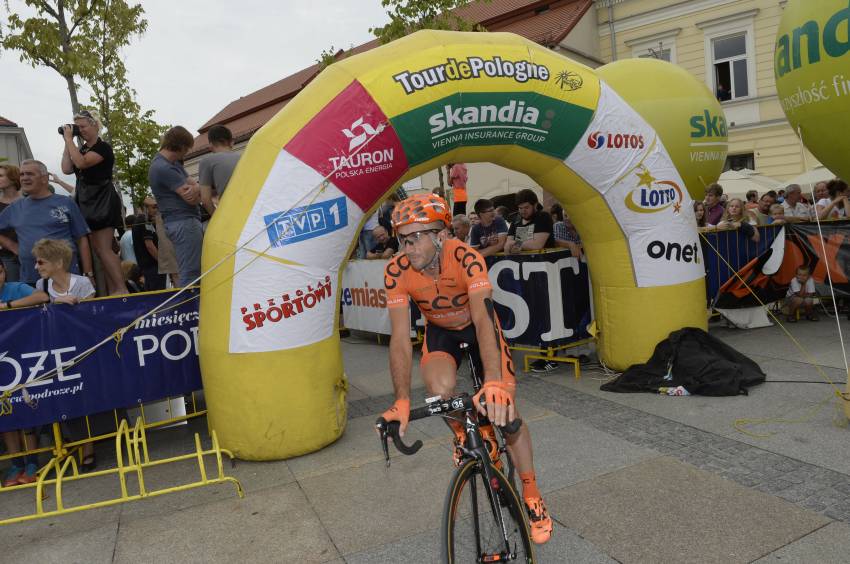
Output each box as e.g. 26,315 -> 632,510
701,223 -> 783,306
0,391 -> 244,525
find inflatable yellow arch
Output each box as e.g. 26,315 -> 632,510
200,31 -> 719,460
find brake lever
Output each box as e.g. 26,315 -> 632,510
375,417 -> 392,467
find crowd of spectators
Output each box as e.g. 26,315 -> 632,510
696,178 -> 848,233
0,118 -> 242,483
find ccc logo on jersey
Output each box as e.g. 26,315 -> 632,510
454,245 -> 484,277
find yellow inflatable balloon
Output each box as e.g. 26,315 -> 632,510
200,30 -> 709,460
775,0 -> 850,181
597,58 -> 727,200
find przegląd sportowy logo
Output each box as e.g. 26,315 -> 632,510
428,99 -> 552,136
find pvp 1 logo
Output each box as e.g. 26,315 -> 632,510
264,196 -> 348,247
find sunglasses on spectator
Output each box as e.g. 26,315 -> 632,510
397,229 -> 440,247
74,110 -> 93,119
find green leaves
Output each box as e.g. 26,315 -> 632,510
2,0 -> 164,208
370,0 -> 491,44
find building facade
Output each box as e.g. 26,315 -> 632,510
0,117 -> 33,166
597,0 -> 820,181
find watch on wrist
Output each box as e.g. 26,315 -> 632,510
85,272 -> 94,277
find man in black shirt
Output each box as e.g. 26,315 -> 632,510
366,225 -> 399,259
132,197 -> 167,290
504,189 -> 554,254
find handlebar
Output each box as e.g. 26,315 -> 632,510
376,393 -> 522,467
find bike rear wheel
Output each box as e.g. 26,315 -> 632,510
442,458 -> 535,563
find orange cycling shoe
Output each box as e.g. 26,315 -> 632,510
525,496 -> 553,544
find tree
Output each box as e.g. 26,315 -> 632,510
370,0 -> 491,44
316,45 -> 355,71
2,0 -> 165,208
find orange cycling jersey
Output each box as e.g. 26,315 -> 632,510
384,239 -> 490,330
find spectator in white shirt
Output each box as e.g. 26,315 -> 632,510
781,184 -> 812,221
816,179 -> 848,220
33,238 -> 96,304
786,265 -> 817,322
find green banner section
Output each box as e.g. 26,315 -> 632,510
390,91 -> 594,166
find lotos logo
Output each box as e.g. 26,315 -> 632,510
775,3 -> 850,78
624,167 -> 684,214
689,110 -> 728,138
264,196 -> 348,247
342,117 -> 386,152
342,281 -> 387,308
241,276 -> 333,331
646,240 -> 700,264
393,56 -> 550,95
587,131 -> 645,150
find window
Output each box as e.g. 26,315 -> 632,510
712,34 -> 748,101
697,10 -> 758,103
723,153 -> 755,172
638,47 -> 672,62
627,29 -> 680,64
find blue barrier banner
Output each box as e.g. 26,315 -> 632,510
701,224 -> 783,304
485,250 -> 592,348
0,289 -> 201,433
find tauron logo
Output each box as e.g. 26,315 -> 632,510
342,117 -> 385,152
428,100 -> 551,136
587,131 -> 644,150
393,56 -> 550,95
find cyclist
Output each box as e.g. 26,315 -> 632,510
380,194 -> 553,544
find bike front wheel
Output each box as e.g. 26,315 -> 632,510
442,458 -> 535,563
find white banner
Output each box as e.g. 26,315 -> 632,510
341,260 -> 392,335
565,82 -> 703,288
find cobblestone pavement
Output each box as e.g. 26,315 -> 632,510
347,375 -> 850,524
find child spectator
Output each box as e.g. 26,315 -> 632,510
718,198 -> 759,243
768,204 -> 786,224
693,201 -> 708,231
786,265 -> 818,322
133,196 -> 167,290
745,190 -> 759,210
33,238 -> 95,305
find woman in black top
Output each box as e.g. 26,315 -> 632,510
60,109 -> 128,294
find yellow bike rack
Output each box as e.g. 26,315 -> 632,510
0,418 -> 244,526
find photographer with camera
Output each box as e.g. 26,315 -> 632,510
60,110 -> 127,295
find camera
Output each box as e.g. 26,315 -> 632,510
57,124 -> 81,136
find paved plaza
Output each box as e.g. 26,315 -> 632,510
3,318 -> 850,563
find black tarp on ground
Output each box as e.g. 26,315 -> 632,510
601,327 -> 765,396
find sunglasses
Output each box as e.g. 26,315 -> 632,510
35,259 -> 50,265
74,110 -> 93,119
397,229 -> 440,248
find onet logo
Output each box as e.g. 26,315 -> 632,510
586,131 -> 644,150
646,240 -> 700,264
342,117 -> 385,152
623,168 -> 684,214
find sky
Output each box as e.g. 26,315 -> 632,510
0,0 -> 391,190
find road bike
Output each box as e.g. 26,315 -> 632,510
376,344 -> 535,563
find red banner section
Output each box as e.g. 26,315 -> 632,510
285,80 -> 409,212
